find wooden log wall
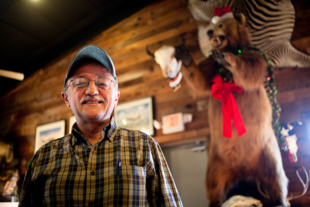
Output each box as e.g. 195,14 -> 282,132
0,0 -> 309,205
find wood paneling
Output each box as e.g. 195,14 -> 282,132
0,0 -> 310,205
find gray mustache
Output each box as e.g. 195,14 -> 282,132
80,95 -> 105,104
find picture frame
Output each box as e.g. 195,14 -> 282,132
35,120 -> 65,152
69,115 -> 76,133
115,97 -> 154,136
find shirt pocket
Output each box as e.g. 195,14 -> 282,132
112,165 -> 147,206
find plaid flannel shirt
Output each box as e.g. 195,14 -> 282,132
19,120 -> 182,207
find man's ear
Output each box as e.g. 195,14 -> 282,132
61,91 -> 70,107
114,91 -> 120,108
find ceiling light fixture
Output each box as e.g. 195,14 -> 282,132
0,69 -> 24,81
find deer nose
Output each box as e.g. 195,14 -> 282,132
207,30 -> 213,37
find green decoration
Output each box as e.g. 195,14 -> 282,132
214,47 -> 287,151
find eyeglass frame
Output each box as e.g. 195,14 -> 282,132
64,76 -> 116,91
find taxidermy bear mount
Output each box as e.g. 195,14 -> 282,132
147,6 -> 310,206
200,8 -> 289,206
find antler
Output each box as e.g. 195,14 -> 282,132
145,45 -> 155,58
287,166 -> 309,201
146,34 -> 186,58
256,179 -> 270,199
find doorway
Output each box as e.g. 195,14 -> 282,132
162,139 -> 208,207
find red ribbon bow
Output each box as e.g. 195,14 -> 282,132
211,75 -> 246,138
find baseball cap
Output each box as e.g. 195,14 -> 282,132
64,45 -> 117,87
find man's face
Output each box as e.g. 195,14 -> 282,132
61,63 -> 120,125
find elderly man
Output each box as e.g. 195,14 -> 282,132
19,45 -> 183,207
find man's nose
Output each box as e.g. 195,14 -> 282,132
85,81 -> 99,95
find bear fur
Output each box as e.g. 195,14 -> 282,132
182,13 -> 289,206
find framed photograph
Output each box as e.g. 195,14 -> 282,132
69,115 -> 76,133
35,120 -> 65,152
115,97 -> 154,136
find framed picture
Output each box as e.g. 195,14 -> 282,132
69,115 -> 76,133
35,120 -> 65,152
115,97 -> 154,136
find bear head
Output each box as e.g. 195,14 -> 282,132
206,13 -> 251,53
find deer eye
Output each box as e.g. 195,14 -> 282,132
218,24 -> 223,28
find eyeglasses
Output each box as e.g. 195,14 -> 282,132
66,77 -> 114,90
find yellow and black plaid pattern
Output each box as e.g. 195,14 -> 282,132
19,120 -> 183,207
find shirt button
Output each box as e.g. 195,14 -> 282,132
91,171 -> 95,176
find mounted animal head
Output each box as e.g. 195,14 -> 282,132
151,45 -> 176,78
207,13 -> 251,52
281,121 -> 302,163
146,36 -> 193,77
146,36 -> 193,91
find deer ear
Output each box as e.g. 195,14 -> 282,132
235,13 -> 246,26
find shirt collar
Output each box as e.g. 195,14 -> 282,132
70,117 -> 118,146
105,116 -> 118,142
